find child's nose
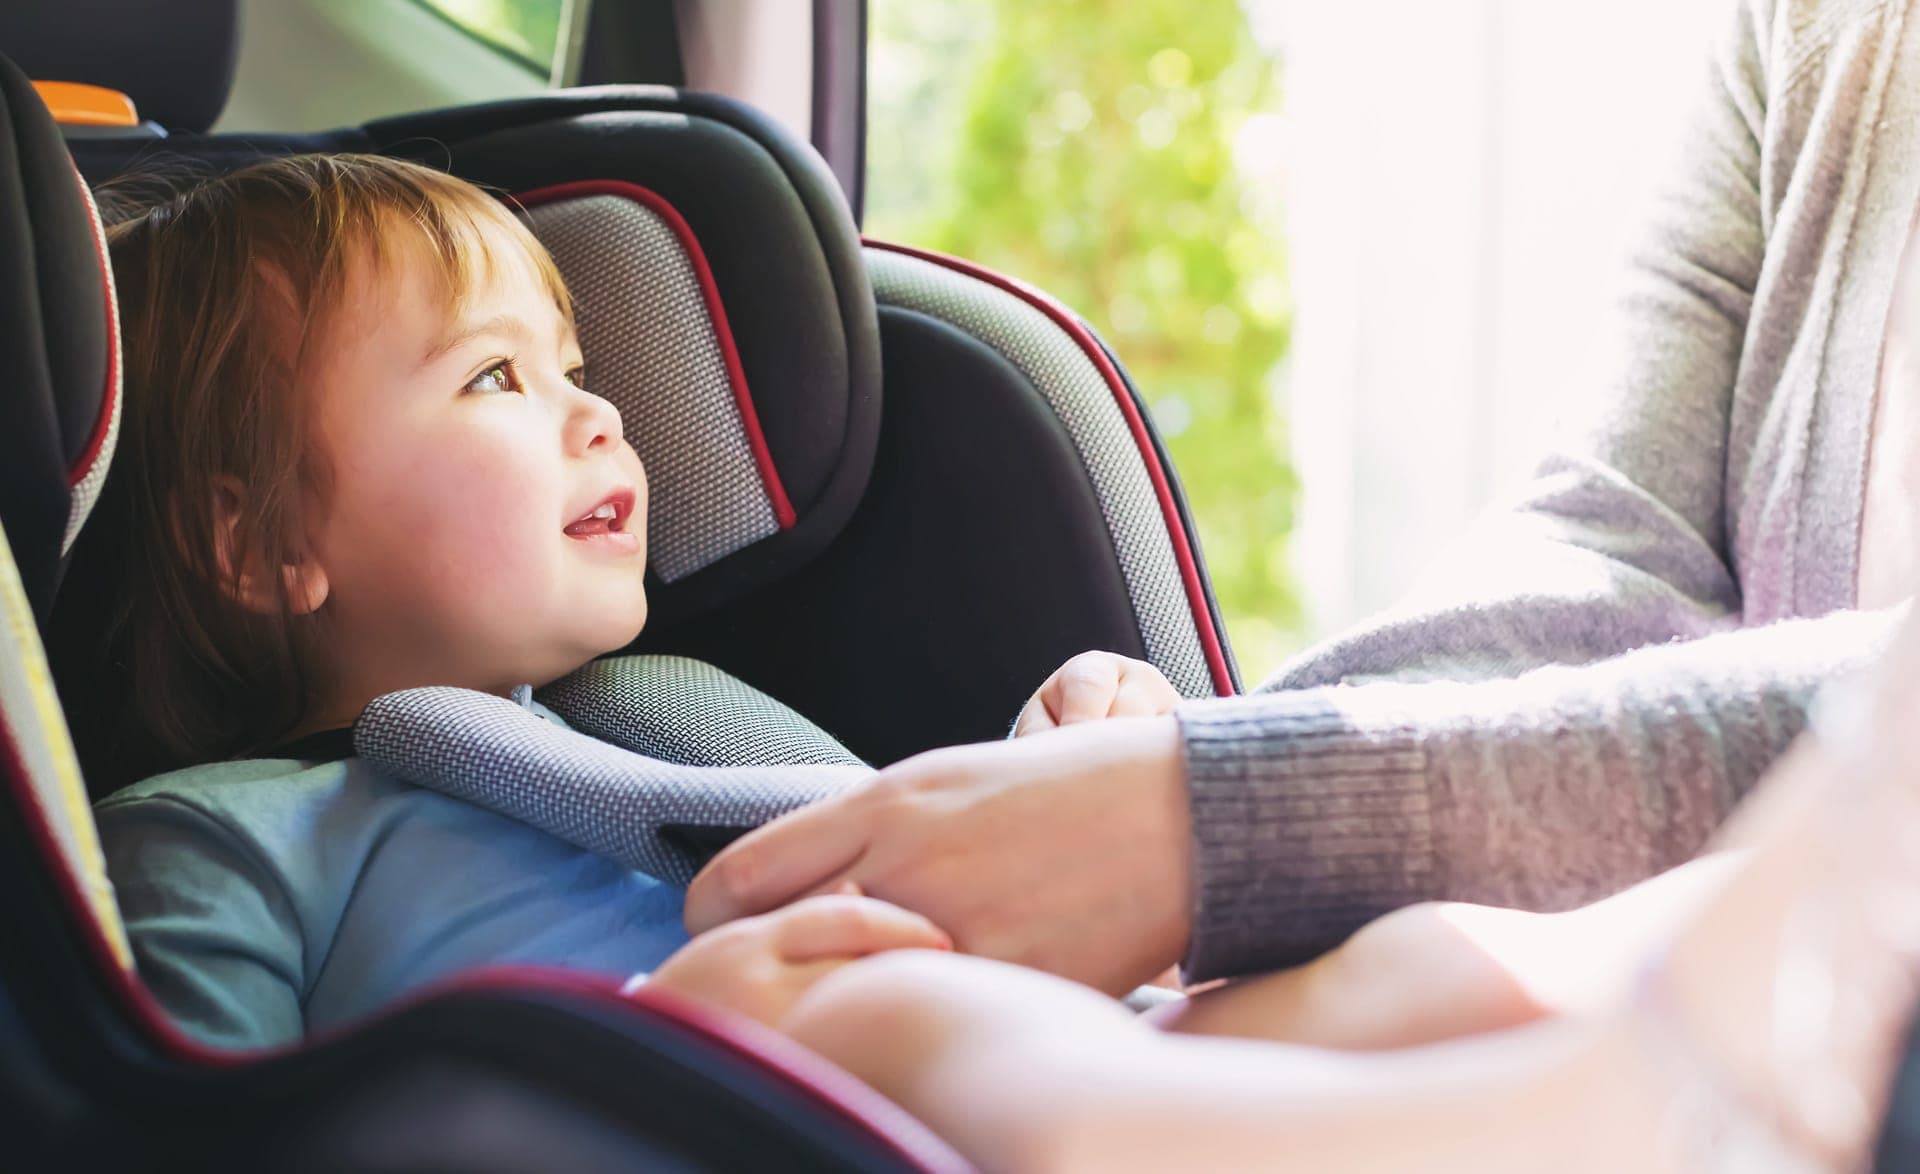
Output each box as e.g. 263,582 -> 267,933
564,385 -> 625,455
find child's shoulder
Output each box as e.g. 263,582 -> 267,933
91,753 -> 479,927
105,755 -> 336,795
92,754 -> 421,861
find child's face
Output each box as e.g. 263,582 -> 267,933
301,218 -> 650,700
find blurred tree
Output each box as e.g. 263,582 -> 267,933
867,0 -> 1300,680
415,0 -> 562,71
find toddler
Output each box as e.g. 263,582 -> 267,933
57,152 -> 1187,1051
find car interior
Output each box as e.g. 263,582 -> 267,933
0,0 -> 1239,1167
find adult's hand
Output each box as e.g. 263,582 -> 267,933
685,715 -> 1194,996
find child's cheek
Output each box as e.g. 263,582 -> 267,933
435,450 -> 556,591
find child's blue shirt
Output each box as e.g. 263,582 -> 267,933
94,702 -> 691,1051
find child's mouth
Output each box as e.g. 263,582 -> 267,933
564,489 -> 641,554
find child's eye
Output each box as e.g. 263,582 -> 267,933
564,366 -> 587,390
465,362 -> 520,396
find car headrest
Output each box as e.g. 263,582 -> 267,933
66,88 -> 881,625
0,0 -> 238,132
0,52 -> 120,628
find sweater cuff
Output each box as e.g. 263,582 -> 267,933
1175,690 -> 1438,982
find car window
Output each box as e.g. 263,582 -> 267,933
866,0 -> 1298,679
413,0 -> 565,75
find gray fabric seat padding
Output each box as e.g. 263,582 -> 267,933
524,193 -> 783,585
354,655 -> 871,885
536,655 -> 865,769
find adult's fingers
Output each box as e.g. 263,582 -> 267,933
775,894 -> 953,961
685,792 -> 875,934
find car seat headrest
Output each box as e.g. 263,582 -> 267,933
0,0 -> 238,133
0,53 -> 120,626
518,180 -> 805,586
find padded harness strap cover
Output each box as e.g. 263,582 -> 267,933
354,656 -> 870,885
536,655 -> 868,768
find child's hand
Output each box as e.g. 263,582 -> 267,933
1013,651 -> 1182,737
646,890 -> 952,1027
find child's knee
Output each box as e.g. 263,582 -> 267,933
1328,902 -> 1554,1044
783,951 -> 975,1074
784,948 -> 1143,1071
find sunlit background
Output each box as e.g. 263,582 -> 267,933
866,0 -> 1722,682
223,0 -> 1728,684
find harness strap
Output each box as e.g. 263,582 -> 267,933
354,656 -> 870,885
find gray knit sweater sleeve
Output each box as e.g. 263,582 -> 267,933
1177,0 -> 1900,981
1179,608 -> 1895,978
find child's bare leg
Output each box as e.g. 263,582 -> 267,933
785,948 -> 1684,1174
1157,854 -> 1739,1050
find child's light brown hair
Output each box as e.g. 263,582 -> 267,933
51,153 -> 574,792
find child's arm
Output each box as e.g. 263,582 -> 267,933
95,795 -> 307,1050
1012,651 -> 1182,737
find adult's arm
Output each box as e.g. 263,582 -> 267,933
1182,605 -> 1896,978
685,609 -> 1892,996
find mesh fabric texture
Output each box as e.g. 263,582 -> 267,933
525,194 -> 779,583
356,656 -> 869,885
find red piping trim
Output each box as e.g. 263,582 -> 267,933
66,165 -> 118,490
512,180 -> 798,529
865,238 -> 1236,697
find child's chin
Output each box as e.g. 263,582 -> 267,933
600,597 -> 650,653
549,593 -> 650,671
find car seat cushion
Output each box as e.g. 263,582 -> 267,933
867,243 -> 1230,698
0,516 -> 132,968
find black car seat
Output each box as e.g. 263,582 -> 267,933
1,1 -> 1236,1167
0,50 -> 968,1174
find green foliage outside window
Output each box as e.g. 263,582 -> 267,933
867,0 -> 1302,681
413,0 -> 563,73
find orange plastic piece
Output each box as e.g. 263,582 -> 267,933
31,81 -> 138,127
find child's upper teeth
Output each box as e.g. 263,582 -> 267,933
593,503 -> 616,519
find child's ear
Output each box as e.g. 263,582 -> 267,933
277,558 -> 330,617
210,477 -> 330,616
